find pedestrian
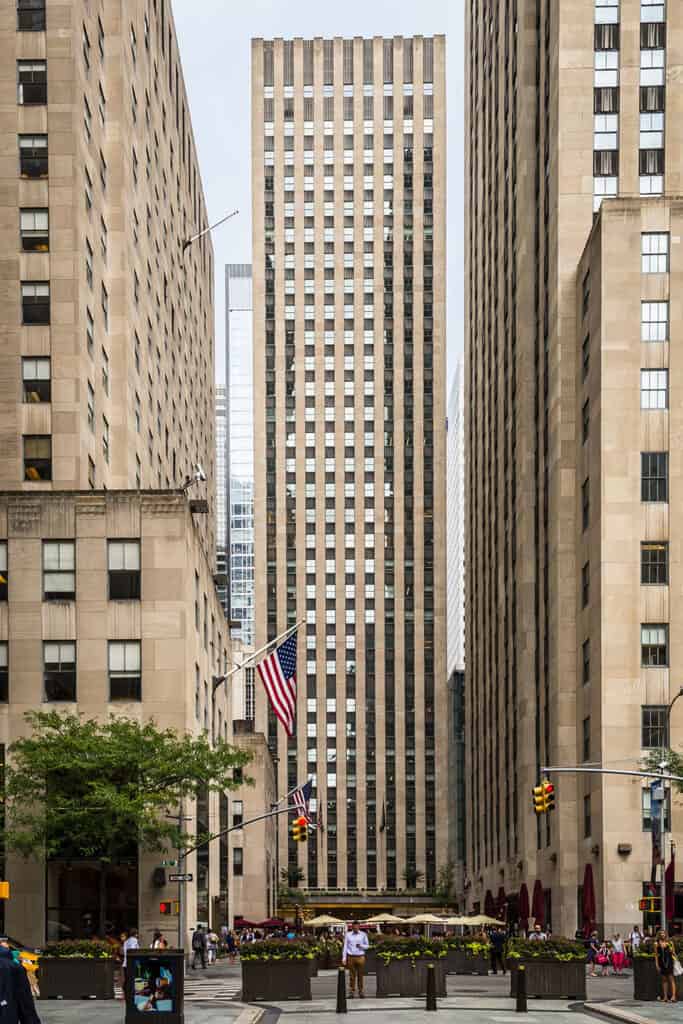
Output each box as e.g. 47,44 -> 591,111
151,930 -> 168,950
226,930 -> 237,964
596,940 -> 610,978
122,928 -> 139,997
611,933 -> 625,975
490,927 -> 506,975
588,931 -> 600,977
654,930 -> 677,1003
629,924 -> 642,957
0,942 -> 41,1024
528,923 -> 546,942
207,929 -> 219,964
342,921 -> 369,998
191,924 -> 208,969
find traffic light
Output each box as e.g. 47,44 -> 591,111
290,816 -> 309,842
639,897 -> 661,913
544,780 -> 555,813
160,901 -> 173,915
532,779 -> 555,815
532,783 -> 546,815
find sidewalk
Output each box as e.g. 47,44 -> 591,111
586,998 -> 683,1024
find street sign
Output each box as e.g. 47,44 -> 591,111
169,873 -> 193,883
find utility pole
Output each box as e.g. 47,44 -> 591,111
657,761 -> 668,936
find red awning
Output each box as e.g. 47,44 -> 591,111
234,917 -> 259,929
531,880 -> 545,926
666,850 -> 676,921
258,918 -> 285,928
518,883 -> 530,930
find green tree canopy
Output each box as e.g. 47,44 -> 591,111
4,711 -> 252,861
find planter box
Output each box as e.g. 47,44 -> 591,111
365,948 -> 378,975
376,959 -> 447,997
633,958 -> 683,1001
241,959 -> 312,1002
509,960 -> 586,1000
38,957 -> 116,1000
317,950 -> 341,971
450,950 -> 489,975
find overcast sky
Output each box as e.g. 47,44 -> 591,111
173,0 -> 464,391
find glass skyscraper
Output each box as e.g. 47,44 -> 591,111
226,264 -> 255,646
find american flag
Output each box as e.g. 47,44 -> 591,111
291,779 -> 313,822
256,632 -> 298,736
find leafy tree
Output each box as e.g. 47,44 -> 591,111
3,710 -> 252,861
402,867 -> 425,890
434,860 -> 457,903
644,748 -> 683,792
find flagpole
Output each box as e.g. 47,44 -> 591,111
217,619 -> 305,686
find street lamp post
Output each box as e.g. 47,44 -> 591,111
660,687 -> 683,934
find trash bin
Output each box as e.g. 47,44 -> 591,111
125,948 -> 185,1023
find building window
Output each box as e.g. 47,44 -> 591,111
641,300 -> 668,342
641,451 -> 668,502
88,456 -> 96,489
0,644 -> 7,702
582,477 -> 590,531
641,232 -> 669,273
641,541 -> 668,585
232,801 -> 243,828
108,640 -> 141,700
20,209 -> 49,251
23,435 -> 51,481
584,794 -> 591,838
233,848 -> 244,876
19,134 -> 48,178
641,369 -> 668,409
582,562 -> 590,608
101,284 -> 109,331
17,0 -> 46,31
642,705 -> 668,749
87,382 -> 95,431
43,541 -> 75,600
22,357 -> 50,402
641,623 -> 668,667
582,639 -> 591,685
582,399 -> 589,443
642,788 -> 670,832
21,282 -> 50,324
583,716 -> 591,762
0,543 -> 7,601
108,541 -> 141,600
102,415 -> 109,463
17,61 -> 47,104
44,641 -> 76,701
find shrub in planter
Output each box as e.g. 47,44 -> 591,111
375,937 -> 448,997
443,937 -> 490,975
38,939 -> 116,1000
240,939 -> 315,1001
633,939 -> 683,1001
507,937 -> 586,1000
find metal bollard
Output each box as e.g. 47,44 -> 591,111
336,966 -> 348,1014
516,965 -> 527,1013
426,962 -> 437,1011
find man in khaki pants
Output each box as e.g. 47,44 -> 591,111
342,921 -> 369,998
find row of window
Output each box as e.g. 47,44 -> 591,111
582,542 -> 669,603
583,789 -> 669,839
0,639 -> 140,702
0,540 -> 140,601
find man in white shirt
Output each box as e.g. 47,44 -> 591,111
122,928 -> 139,997
528,924 -> 546,941
342,922 -> 369,998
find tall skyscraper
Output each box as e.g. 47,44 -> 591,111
466,0 -> 683,933
216,385 -> 229,615
252,35 -> 447,898
0,0 -> 230,944
226,264 -> 255,645
447,365 -> 465,676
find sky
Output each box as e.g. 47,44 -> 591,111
173,0 -> 464,392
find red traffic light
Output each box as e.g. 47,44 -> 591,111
294,816 -> 308,827
160,901 -> 172,915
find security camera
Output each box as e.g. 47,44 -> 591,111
194,462 -> 207,483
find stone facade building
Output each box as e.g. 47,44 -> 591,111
251,35 -> 448,901
466,0 -> 683,933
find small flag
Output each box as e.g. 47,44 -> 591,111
256,632 -> 298,736
291,779 -> 313,821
